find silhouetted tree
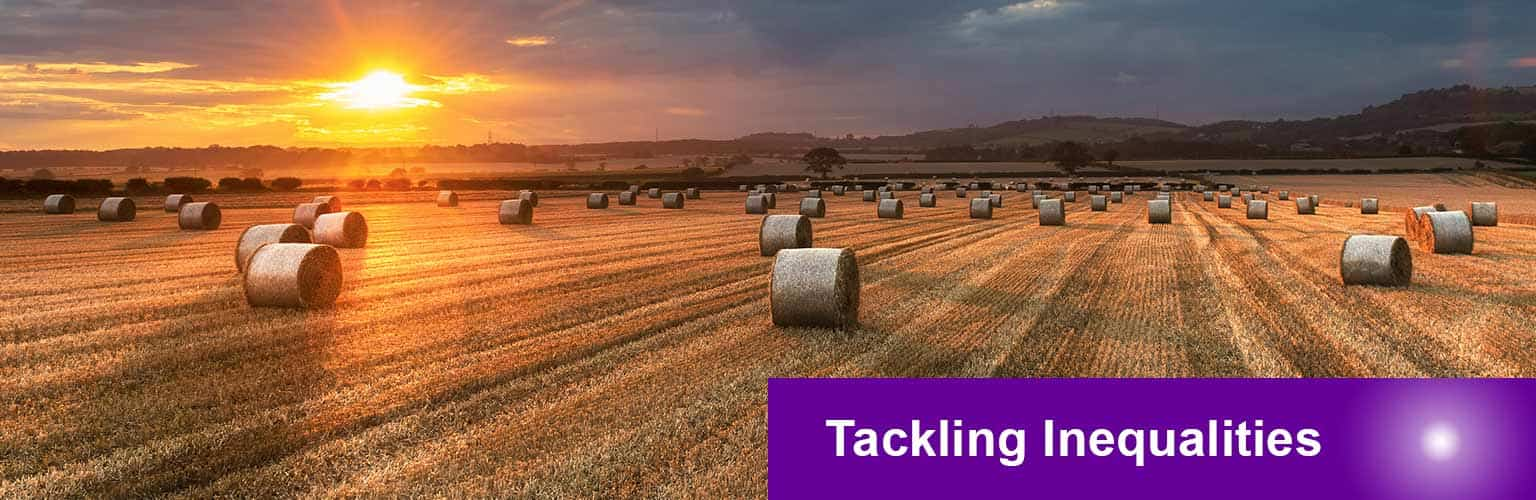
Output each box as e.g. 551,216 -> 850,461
1101,149 -> 1120,166
32,168 -> 55,180
1049,141 -> 1093,175
802,147 -> 848,179
384,177 -> 412,190
1397,144 -> 1415,155
270,177 -> 302,191
126,178 -> 152,194
163,177 -> 211,193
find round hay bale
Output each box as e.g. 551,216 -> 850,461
919,192 -> 937,207
760,214 -> 813,256
990,194 -> 1003,208
878,191 -> 895,200
1309,194 -> 1321,208
1420,211 -> 1474,254
437,191 -> 459,207
1016,184 -> 1029,193
1404,206 -> 1437,240
1031,194 -> 1043,208
312,195 -> 342,212
98,197 -> 136,222
662,192 -> 685,209
1470,202 -> 1497,226
313,211 -> 368,248
771,248 -> 858,329
1039,199 -> 1065,226
236,223 -> 311,272
1261,186 -> 1271,194
738,185 -> 750,192
799,197 -> 826,218
1432,203 -> 1448,211
618,191 -> 637,205
806,189 -> 822,199
831,185 -> 847,195
862,190 -> 877,202
646,188 -> 662,199
956,187 -> 968,198
921,186 -> 935,194
1278,191 -> 1290,200
243,243 -> 343,308
760,192 -> 777,209
1063,191 -> 1077,202
686,187 -> 701,199
518,190 -> 540,207
165,194 -> 192,212
970,197 -> 993,219
852,184 -> 864,191
1148,199 -> 1172,224
1088,185 -> 1099,194
43,194 -> 75,214
1340,235 -> 1412,286
1217,195 -> 1232,208
1355,198 -> 1378,214
628,185 -> 642,194
178,202 -> 222,230
980,190 -> 993,199
1241,193 -> 1254,204
877,199 -> 903,219
293,202 -> 332,229
499,199 -> 534,225
1090,195 -> 1107,211
746,194 -> 768,214
587,193 -> 609,209
1110,191 -> 1124,203
1203,191 -> 1215,202
1247,200 -> 1268,220
1229,187 -> 1241,196
1296,197 -> 1316,215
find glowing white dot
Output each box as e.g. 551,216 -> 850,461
1421,422 -> 1459,462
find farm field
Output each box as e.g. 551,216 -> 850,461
4,182 -> 1536,497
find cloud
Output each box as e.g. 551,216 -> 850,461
1510,57 -> 1536,68
506,36 -> 554,47
960,0 -> 1078,28
664,106 -> 707,117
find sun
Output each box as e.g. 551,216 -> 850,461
319,70 -> 434,110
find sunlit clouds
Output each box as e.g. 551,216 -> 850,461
506,36 -> 555,47
318,71 -> 436,109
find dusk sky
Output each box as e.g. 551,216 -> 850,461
1,0 -> 1533,149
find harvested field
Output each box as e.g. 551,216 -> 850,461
3,184 -> 1536,497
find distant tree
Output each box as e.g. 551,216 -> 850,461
1521,138 -> 1536,161
366,179 -> 382,190
126,178 -> 152,194
1101,149 -> 1120,166
384,177 -> 412,190
218,177 -> 244,191
32,168 -> 55,180
270,177 -> 302,191
1397,144 -> 1415,156
1049,141 -> 1093,175
802,147 -> 848,179
347,179 -> 367,190
240,177 -> 265,191
389,167 -> 408,178
163,177 -> 212,193
681,167 -> 706,178
416,180 -> 431,188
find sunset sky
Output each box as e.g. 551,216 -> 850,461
1,0 -> 1533,150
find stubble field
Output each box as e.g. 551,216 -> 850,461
3,180 -> 1535,497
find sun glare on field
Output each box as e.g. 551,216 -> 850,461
320,70 -> 434,110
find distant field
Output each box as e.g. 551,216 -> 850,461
3,177 -> 1535,496
1121,156 -> 1527,172
1215,172 -> 1536,222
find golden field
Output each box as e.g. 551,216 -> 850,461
3,176 -> 1535,497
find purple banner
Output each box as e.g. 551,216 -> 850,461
768,379 -> 1535,499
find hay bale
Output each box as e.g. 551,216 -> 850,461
1432,202 -> 1448,211
1031,194 -> 1043,208
799,197 -> 826,218
1039,199 -> 1065,226
990,194 -> 1003,208
236,223 -> 311,272
587,193 -> 610,209
293,202 -> 332,229
178,202 -> 222,230
499,199 -> 534,225
1247,200 -> 1268,220
1203,191 -> 1215,202
1470,202 -> 1498,226
662,192 -> 685,209
806,189 -> 822,199
628,185 -> 642,194
1296,197 -> 1316,215
437,191 -> 459,207
762,192 -> 778,209
1360,198 -> 1379,214
770,248 -> 859,329
1091,195 -> 1107,211
980,190 -> 993,199
1217,195 -> 1232,208
831,185 -> 847,195
1420,211 -> 1474,254
1015,184 -> 1029,193
1241,193 -> 1254,204
165,194 -> 192,212
647,188 -> 662,199
921,186 -> 935,194
967,197 -> 992,219
1261,186 -> 1271,194
313,195 -> 342,212
1063,191 -> 1076,202
313,211 -> 368,248
1340,235 -> 1412,286
956,187 -> 968,198
1309,194 -> 1320,208
1088,185 -> 1099,194
877,199 -> 903,219
1148,199 -> 1172,224
1229,187 -> 1240,196
43,194 -> 75,214
879,191 -> 895,200
760,214 -> 813,256
739,185 -> 750,192
243,243 -> 343,308
1110,191 -> 1124,203
618,191 -> 637,205
862,190 -> 877,202
98,197 -> 136,222
746,195 -> 768,214
1278,191 -> 1289,200
519,190 -> 540,207
1404,206 -> 1437,240
919,192 -> 937,207
686,187 -> 701,199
